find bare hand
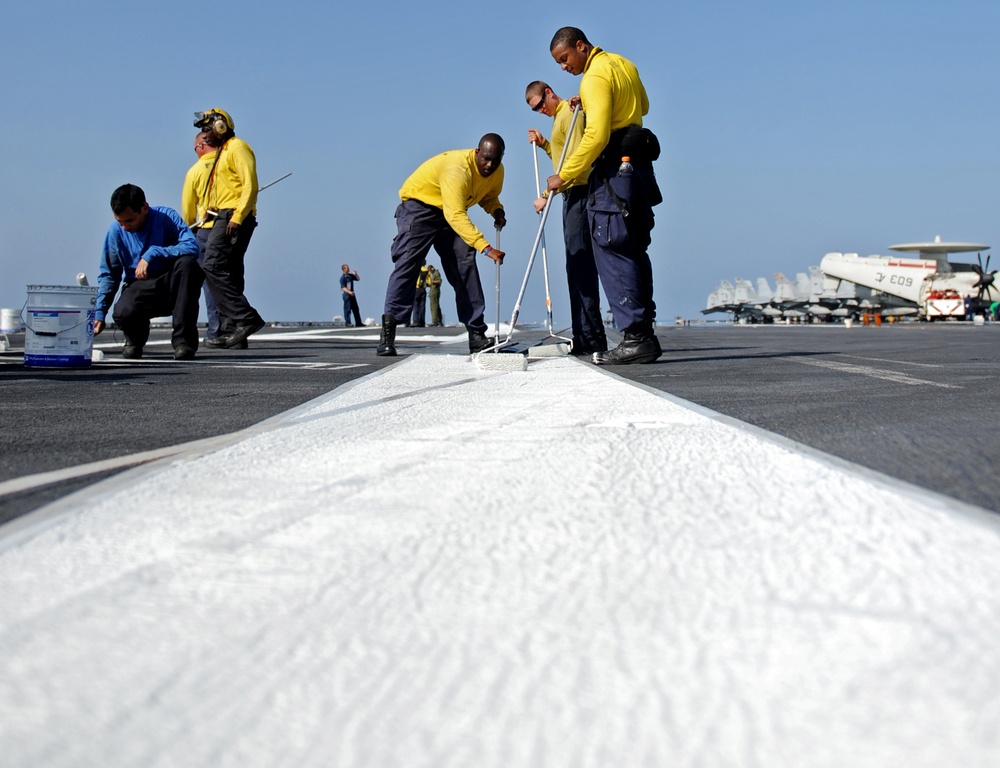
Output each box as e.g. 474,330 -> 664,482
569,95 -> 581,110
546,174 -> 564,193
533,197 -> 547,213
486,248 -> 505,265
226,220 -> 240,237
135,258 -> 149,280
528,128 -> 545,146
94,320 -> 105,335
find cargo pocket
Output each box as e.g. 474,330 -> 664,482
589,175 -> 634,249
390,204 -> 413,263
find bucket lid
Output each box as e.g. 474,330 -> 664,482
27,284 -> 98,293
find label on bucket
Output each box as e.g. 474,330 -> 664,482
29,311 -> 65,334
24,308 -> 95,368
24,353 -> 92,367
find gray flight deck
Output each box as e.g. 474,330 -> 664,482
2,321 -> 999,522
3,321 -> 1000,766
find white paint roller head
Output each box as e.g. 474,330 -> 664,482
473,350 -> 528,372
526,343 -> 570,359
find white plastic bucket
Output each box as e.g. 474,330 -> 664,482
24,285 -> 98,368
0,308 -> 21,333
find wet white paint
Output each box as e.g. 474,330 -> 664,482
1,354 -> 999,767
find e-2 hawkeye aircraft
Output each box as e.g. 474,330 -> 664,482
820,236 -> 995,320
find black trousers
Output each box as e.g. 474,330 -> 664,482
412,287 -> 427,326
113,256 -> 204,349
201,211 -> 263,335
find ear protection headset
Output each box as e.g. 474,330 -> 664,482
208,113 -> 229,135
193,109 -> 235,136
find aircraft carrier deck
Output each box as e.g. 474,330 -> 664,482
2,322 -> 999,766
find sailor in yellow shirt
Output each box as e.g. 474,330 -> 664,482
526,81 -> 607,356
546,27 -> 664,365
181,132 -> 215,228
192,108 -> 266,349
412,265 -> 430,327
180,131 -> 223,342
378,134 -> 507,357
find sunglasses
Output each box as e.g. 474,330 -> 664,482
531,93 -> 547,112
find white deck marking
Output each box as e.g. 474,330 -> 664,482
1,354 -> 997,766
797,357 -> 961,388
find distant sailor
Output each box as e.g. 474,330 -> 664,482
546,26 -> 664,364
427,264 -> 443,326
340,264 -> 363,327
95,184 -> 203,360
412,265 -> 430,328
377,134 -> 507,356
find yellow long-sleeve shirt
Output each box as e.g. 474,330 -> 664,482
399,149 -> 505,253
560,47 -> 649,182
539,99 -> 591,191
202,137 -> 259,227
180,151 -> 217,226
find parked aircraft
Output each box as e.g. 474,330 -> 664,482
704,268 -> 862,322
820,236 -> 994,319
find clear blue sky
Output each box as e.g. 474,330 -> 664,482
2,0 -> 998,324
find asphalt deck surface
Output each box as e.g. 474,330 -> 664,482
6,329 -> 1000,767
2,321 -> 999,524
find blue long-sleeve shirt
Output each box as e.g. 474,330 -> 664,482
96,205 -> 199,321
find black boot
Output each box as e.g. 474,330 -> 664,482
570,335 -> 609,356
377,313 -> 398,356
467,328 -> 498,353
592,324 -> 662,365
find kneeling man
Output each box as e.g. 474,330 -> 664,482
95,183 -> 203,360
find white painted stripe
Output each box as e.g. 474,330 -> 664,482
797,357 -> 961,388
3,354 -> 997,766
0,440 -> 215,499
203,362 -> 370,370
833,353 -> 945,369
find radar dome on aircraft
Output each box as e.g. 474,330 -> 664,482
888,235 -> 989,263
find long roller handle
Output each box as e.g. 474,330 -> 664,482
505,106 -> 582,339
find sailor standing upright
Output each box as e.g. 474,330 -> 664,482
181,131 -> 222,343
546,26 -> 663,365
525,80 -> 607,356
193,108 -> 266,349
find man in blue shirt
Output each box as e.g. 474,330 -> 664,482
94,184 -> 204,360
340,264 -> 362,327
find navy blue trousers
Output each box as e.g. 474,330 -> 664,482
342,292 -> 362,326
562,185 -> 607,347
384,200 -> 487,333
586,162 -> 659,330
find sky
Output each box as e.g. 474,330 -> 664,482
2,0 -> 998,325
